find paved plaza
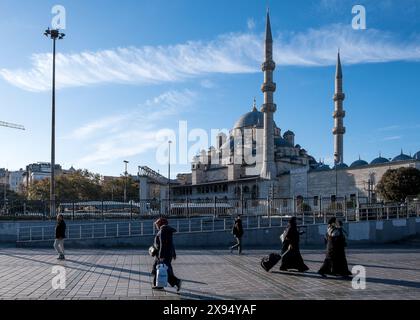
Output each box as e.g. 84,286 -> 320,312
0,245 -> 419,300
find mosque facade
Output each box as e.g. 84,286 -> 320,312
138,12 -> 420,205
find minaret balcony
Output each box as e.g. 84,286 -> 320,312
332,127 -> 346,135
261,82 -> 276,93
261,103 -> 277,113
333,93 -> 345,101
332,110 -> 346,118
261,60 -> 276,71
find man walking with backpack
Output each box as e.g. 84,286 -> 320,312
230,215 -> 244,254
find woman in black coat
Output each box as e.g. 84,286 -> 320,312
318,218 -> 352,278
333,221 -> 352,277
151,218 -> 182,291
279,217 -> 309,272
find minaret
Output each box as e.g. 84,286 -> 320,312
260,10 -> 277,179
333,51 -> 346,165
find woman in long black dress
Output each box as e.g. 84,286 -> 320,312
318,218 -> 352,278
334,220 -> 352,277
279,217 -> 309,272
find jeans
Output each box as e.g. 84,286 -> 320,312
54,239 -> 65,256
231,236 -> 242,253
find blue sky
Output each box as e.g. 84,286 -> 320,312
0,0 -> 419,177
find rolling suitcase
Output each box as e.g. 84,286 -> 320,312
260,253 -> 281,272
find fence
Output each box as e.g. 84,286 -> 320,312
15,215 -> 306,243
16,201 -> 420,243
2,197 -> 420,221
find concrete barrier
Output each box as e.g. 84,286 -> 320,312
4,217 -> 420,248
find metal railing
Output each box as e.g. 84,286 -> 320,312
16,202 -> 420,243
4,197 -> 420,221
16,215 -> 285,243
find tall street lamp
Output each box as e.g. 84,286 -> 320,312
44,28 -> 65,217
123,160 -> 129,203
168,140 -> 172,216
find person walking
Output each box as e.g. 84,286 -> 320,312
318,218 -> 352,278
334,220 -> 352,277
151,217 -> 182,291
54,214 -> 66,260
279,217 -> 309,272
230,216 -> 244,254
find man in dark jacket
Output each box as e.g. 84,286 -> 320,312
151,218 -> 181,291
54,214 -> 66,260
230,216 -> 244,254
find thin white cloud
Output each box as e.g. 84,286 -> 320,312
74,89 -> 196,165
383,135 -> 402,141
1,24 -> 420,92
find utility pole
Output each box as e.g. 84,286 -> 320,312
168,140 -> 172,215
123,160 -> 129,203
44,27 -> 65,217
2,170 -> 7,214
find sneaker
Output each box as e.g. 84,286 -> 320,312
152,286 -> 164,290
176,280 -> 182,292
229,247 -> 233,253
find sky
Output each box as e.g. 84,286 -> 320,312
0,0 -> 419,178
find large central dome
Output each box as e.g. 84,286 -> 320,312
233,108 -> 278,129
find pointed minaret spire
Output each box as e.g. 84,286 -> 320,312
252,97 -> 257,111
333,50 -> 346,165
336,50 -> 343,79
265,9 -> 273,43
260,9 -> 277,180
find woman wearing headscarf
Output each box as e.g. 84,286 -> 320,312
279,217 -> 309,272
318,217 -> 351,278
333,220 -> 352,277
151,217 -> 182,291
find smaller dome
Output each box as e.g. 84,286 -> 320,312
350,159 -> 368,168
414,151 -> 420,160
392,152 -> 412,162
295,144 -> 301,149
333,163 -> 348,169
284,130 -> 294,136
370,156 -> 390,165
314,164 -> 331,171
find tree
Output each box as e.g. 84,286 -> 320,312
376,167 -> 420,202
101,176 -> 139,201
27,170 -> 102,201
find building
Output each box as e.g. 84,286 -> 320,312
138,11 -> 420,204
8,169 -> 25,193
24,162 -> 63,187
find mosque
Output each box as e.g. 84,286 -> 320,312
138,12 -> 420,205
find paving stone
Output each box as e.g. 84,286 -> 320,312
0,246 -> 419,299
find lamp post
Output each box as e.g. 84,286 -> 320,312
44,28 -> 65,218
2,170 -> 7,214
123,160 -> 129,203
168,140 -> 172,215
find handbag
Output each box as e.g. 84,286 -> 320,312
148,245 -> 158,257
156,263 -> 168,287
